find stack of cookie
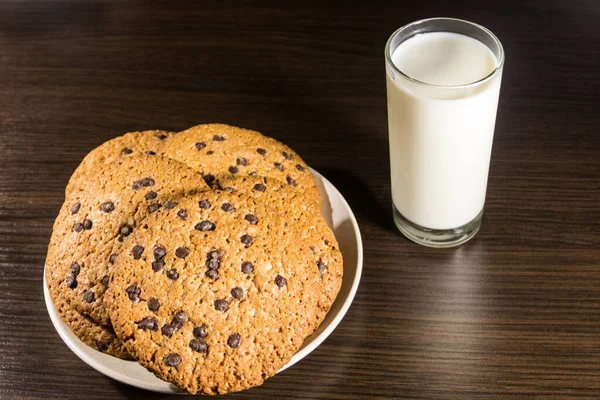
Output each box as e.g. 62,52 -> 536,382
45,124 -> 343,394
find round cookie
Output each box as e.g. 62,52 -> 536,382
217,175 -> 343,326
66,130 -> 177,195
105,191 -> 327,394
46,155 -> 210,355
162,123 -> 321,207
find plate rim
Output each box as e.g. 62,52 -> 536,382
44,167 -> 363,393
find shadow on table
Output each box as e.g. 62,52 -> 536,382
317,167 -> 397,234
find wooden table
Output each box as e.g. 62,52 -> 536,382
1,1 -> 598,398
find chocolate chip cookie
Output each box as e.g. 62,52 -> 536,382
163,124 -> 321,207
46,155 -> 209,357
105,191 -> 329,394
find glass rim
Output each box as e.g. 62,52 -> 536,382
385,17 -> 505,89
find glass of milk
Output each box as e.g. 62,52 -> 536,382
385,18 -> 504,247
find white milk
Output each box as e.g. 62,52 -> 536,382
387,32 -> 502,230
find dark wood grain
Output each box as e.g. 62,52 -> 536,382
0,0 -> 599,399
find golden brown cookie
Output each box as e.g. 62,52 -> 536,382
66,130 -> 177,195
105,191 -> 330,394
46,154 -> 209,357
163,124 -> 321,207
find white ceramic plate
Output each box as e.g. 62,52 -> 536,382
44,168 -> 363,393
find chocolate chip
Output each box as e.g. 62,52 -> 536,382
189,338 -> 208,353
166,268 -> 179,280
147,298 -> 160,312
286,176 -> 297,187
206,250 -> 221,269
175,247 -> 189,258
282,151 -> 292,160
65,276 -> 77,289
236,157 -> 248,166
231,287 -> 243,300
193,325 -> 208,339
153,246 -> 166,260
275,275 -> 287,288
206,150 -> 214,155
121,148 -> 133,155
213,135 -> 225,141
164,201 -> 178,209
199,199 -> 211,209
296,164 -> 305,172
71,262 -> 81,276
241,261 -> 254,274
221,202 -> 234,212
100,201 -> 114,213
228,166 -> 239,174
173,310 -> 187,325
148,204 -> 161,213
195,221 -> 216,231
71,203 -> 81,215
109,253 -> 119,264
203,174 -> 215,185
244,214 -> 258,225
274,162 -> 284,171
145,191 -> 157,200
206,258 -> 220,270
156,133 -> 168,140
132,245 -> 144,259
214,299 -> 229,312
161,324 -> 174,337
71,263 -> 81,278
83,290 -> 95,303
164,353 -> 181,367
132,181 -> 142,190
83,219 -> 93,230
145,150 -> 156,156
253,183 -> 266,192
240,234 -> 253,247
177,209 -> 187,220
141,177 -> 155,187
137,317 -> 158,331
205,269 -> 218,279
195,142 -> 206,150
317,260 -> 326,277
126,284 -> 141,301
256,148 -> 266,155
101,275 -> 109,288
73,223 -> 84,232
120,225 -> 133,236
227,333 -> 241,348
96,341 -> 108,352
152,260 -> 165,272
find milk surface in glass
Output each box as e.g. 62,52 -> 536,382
387,31 -> 501,230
